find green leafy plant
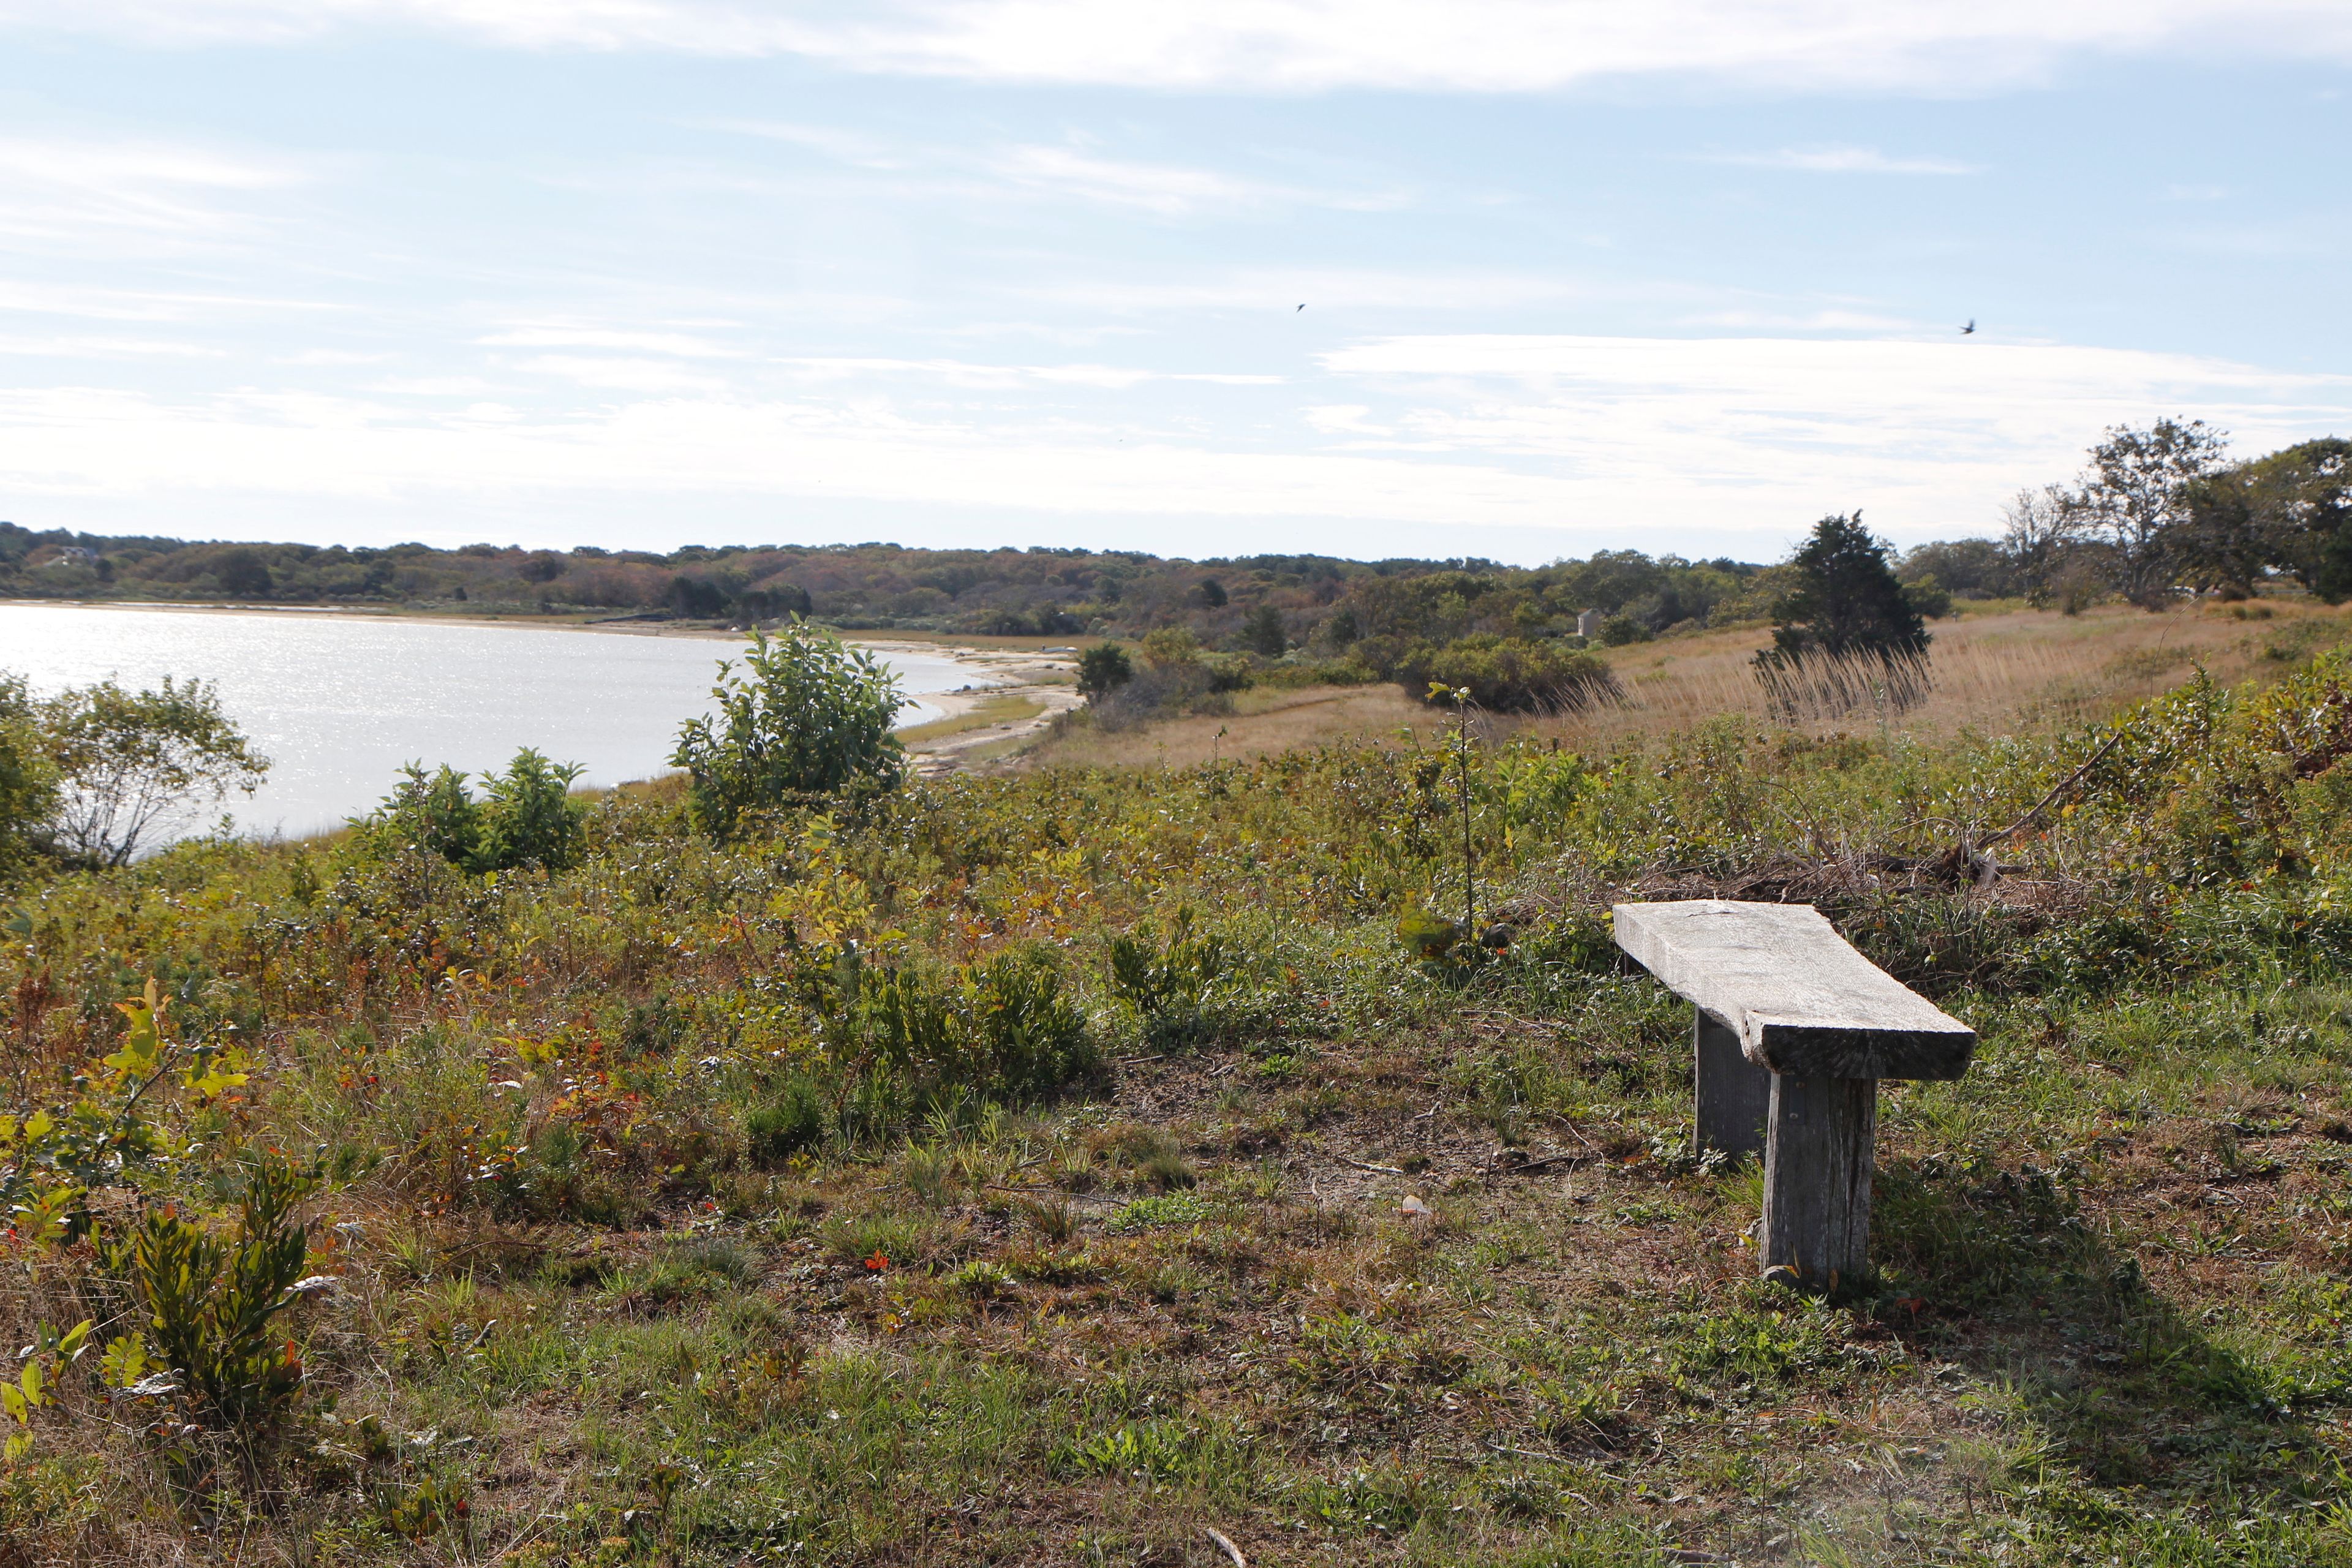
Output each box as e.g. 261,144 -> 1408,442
0,979 -> 251,1245
746,1074 -> 831,1167
36,675 -> 268,867
672,623 -> 905,838
1108,907 -> 1238,1048
108,1152 -> 322,1431
797,941 -> 1096,1117
1393,635 -> 1619,714
1076,643 -> 1134,702
1,1319 -> 91,1459
357,748 -> 586,872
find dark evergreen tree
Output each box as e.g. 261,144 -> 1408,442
1765,513 -> 1928,662
1076,643 -> 1134,701
1754,513 -> 1932,721
1241,603 -> 1287,657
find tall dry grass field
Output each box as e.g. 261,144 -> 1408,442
1534,598 -> 2352,748
1034,683 -> 1428,769
1027,599 -> 2352,769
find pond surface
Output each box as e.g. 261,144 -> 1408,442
0,604 -> 979,843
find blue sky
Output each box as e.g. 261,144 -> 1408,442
1,3 -> 2347,565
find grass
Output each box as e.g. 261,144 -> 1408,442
1036,682 -> 1428,768
6,621 -> 2352,1564
1550,597 -> 2352,749
1037,599 -> 2352,772
897,692 -> 1046,745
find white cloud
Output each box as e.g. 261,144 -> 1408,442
1317,333 -> 2352,532
6,2 -> 2347,92
690,119 -> 910,168
985,143 -> 1396,216
0,334 -> 225,359
1708,145 -> 1978,175
0,135 -> 301,249
1032,267 -> 1621,315
508,355 -> 731,393
5,334 -> 2346,557
478,324 -> 743,358
772,355 -> 1274,391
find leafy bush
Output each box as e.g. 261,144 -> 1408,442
812,942 -> 1096,1110
1076,643 -> 1134,702
1597,613 -> 1652,647
474,747 -> 589,870
0,674 -> 58,886
1393,635 -> 1621,714
747,1075 -> 831,1167
36,676 -> 268,867
1110,902 -> 1232,1025
108,1153 -> 318,1431
358,747 -> 586,872
1084,630 -> 1253,729
671,624 -> 905,838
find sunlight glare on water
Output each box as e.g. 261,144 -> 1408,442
0,604 -> 982,843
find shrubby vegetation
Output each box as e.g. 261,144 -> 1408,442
0,674 -> 266,875
356,749 -> 588,873
670,623 -> 905,837
1899,421 -> 2352,611
1391,633 -> 1620,714
4,616 -> 2352,1560
1754,513 -> 1936,720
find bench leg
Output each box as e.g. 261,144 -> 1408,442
1759,1075 -> 1877,1291
1694,1008 -> 1771,1159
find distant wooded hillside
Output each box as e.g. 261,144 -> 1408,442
0,525 -> 1795,650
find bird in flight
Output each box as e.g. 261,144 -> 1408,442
1297,303 -> 1305,311
1961,318 -> 1977,334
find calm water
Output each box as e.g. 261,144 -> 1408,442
0,604 -> 982,842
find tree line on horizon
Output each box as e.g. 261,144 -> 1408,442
1,421 -> 2342,654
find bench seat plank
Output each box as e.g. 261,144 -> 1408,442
1612,899 -> 1976,1081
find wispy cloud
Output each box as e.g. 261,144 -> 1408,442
689,119 -> 910,170
772,355 -> 1281,391
6,335 -> 2346,560
6,2 -> 2348,92
478,324 -> 744,358
0,135 -> 302,249
1707,145 -> 1978,175
690,119 -> 1398,217
985,143 -> 1400,217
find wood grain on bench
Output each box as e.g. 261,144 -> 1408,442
1612,898 -> 1978,1292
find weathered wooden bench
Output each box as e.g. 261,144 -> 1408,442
1611,899 -> 1976,1291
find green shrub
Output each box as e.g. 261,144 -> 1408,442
815,942 -> 1097,1109
1076,644 -> 1134,702
107,1154 -> 317,1432
959,945 -> 1096,1097
1393,635 -> 1620,714
36,675 -> 268,868
0,674 -> 58,886
1108,907 -> 1237,1047
473,747 -> 588,870
356,747 -> 586,873
1597,613 -> 1653,646
747,1076 -> 831,1167
671,624 -> 905,838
